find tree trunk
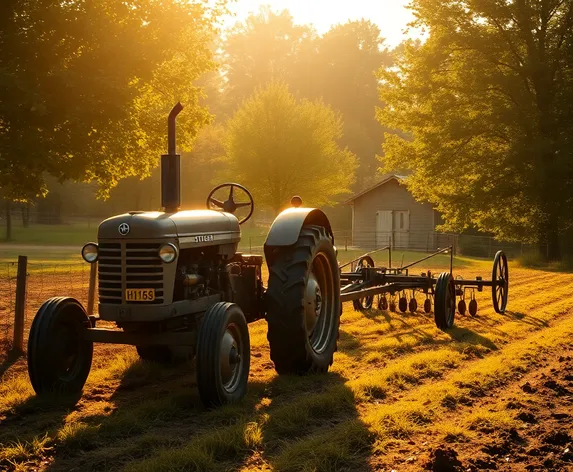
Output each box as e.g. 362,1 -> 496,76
538,210 -> 561,261
21,203 -> 30,228
546,213 -> 561,261
5,200 -> 12,241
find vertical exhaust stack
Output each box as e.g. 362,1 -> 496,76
161,102 -> 184,213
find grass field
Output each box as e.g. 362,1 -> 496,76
1,254 -> 572,471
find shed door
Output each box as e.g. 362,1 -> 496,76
376,211 -> 393,248
393,210 -> 410,249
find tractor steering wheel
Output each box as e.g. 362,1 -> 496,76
206,183 -> 254,224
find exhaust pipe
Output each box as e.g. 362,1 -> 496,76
162,102 -> 183,213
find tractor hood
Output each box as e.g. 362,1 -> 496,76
98,210 -> 240,240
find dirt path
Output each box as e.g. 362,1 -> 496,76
395,348 -> 573,471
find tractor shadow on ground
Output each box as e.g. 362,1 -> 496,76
447,326 -> 498,351
260,372 -> 374,472
38,356 -> 374,472
0,389 -> 83,454
340,308 -> 499,361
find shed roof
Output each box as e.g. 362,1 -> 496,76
343,174 -> 407,204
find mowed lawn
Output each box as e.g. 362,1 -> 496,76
0,253 -> 572,471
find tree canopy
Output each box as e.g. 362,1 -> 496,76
221,10 -> 390,189
223,82 -> 357,212
379,0 -> 573,259
0,0 -> 225,202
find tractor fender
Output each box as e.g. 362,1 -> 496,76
264,208 -> 333,259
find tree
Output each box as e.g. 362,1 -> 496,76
0,0 -> 225,221
378,0 -> 573,260
223,82 -> 357,213
222,7 -> 317,112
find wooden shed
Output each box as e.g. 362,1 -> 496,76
344,174 -> 443,250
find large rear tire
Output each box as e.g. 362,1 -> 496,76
196,302 -> 250,407
28,297 -> 93,395
266,225 -> 341,375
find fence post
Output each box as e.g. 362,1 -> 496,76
87,262 -> 97,317
345,237 -> 348,252
13,255 -> 27,354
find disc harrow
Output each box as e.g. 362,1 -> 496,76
340,246 -> 509,330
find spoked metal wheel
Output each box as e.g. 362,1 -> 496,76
352,256 -> 375,312
28,297 -> 93,395
434,273 -> 456,330
266,225 -> 341,375
492,251 -> 509,314
196,302 -> 250,407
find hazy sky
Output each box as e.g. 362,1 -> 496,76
225,0 -> 416,47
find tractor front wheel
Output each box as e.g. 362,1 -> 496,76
28,297 -> 93,395
266,225 -> 341,375
196,302 -> 250,407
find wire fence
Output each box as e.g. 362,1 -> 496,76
0,260 -> 94,360
238,230 -> 535,260
0,263 -> 17,358
0,228 -> 546,360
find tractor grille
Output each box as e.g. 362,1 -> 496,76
98,242 -> 164,305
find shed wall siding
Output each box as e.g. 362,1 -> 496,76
351,179 -> 436,249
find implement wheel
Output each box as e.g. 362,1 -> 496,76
492,251 -> 509,314
352,256 -> 375,312
196,302 -> 250,407
409,298 -> 418,313
434,273 -> 456,330
266,225 -> 341,375
28,297 -> 93,395
468,299 -> 478,317
424,298 -> 432,314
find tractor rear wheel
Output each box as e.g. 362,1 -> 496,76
266,225 -> 341,375
28,297 -> 93,395
434,273 -> 456,330
196,302 -> 250,407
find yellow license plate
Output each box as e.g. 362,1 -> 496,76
125,289 -> 155,302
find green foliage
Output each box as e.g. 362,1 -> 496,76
378,0 -> 573,259
222,10 -> 391,190
223,82 -> 357,212
222,7 -> 317,111
0,0 -> 226,201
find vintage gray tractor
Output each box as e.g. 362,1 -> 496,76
27,104 -> 341,407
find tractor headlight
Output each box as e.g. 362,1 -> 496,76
159,243 -> 178,263
81,243 -> 99,263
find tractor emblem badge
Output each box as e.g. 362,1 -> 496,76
118,223 -> 130,236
